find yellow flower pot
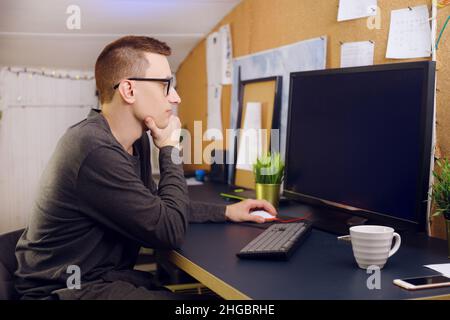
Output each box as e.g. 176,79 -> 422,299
255,183 -> 281,209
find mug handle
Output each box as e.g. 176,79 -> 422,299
388,232 -> 401,258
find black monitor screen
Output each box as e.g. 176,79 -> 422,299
285,62 -> 435,225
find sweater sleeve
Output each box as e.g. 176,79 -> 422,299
188,201 -> 227,223
76,145 -> 189,249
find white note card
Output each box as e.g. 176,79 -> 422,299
236,102 -> 262,171
186,177 -> 204,186
386,5 -> 432,59
338,0 -> 377,22
340,41 -> 375,68
424,264 -> 450,277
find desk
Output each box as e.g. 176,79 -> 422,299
167,182 -> 450,300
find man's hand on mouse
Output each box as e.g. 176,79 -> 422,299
225,199 -> 277,224
145,115 -> 181,149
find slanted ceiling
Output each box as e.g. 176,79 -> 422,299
0,0 -> 241,72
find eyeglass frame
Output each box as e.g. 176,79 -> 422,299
113,77 -> 173,96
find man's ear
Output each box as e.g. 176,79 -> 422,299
118,80 -> 136,104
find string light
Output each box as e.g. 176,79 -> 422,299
5,66 -> 94,81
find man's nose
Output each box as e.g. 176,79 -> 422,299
168,88 -> 181,104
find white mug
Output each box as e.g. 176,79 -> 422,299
348,225 -> 401,269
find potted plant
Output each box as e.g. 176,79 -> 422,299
253,152 -> 285,208
430,158 -> 450,258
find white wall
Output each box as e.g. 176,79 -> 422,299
0,67 -> 97,233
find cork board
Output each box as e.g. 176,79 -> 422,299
234,79 -> 278,189
176,0 -> 450,238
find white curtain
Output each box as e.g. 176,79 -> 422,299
0,67 -> 98,233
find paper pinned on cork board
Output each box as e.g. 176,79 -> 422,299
220,24 -> 233,85
340,41 -> 375,68
205,25 -> 233,140
338,0 -> 377,22
236,102 -> 262,172
207,31 -> 221,85
205,85 -> 223,140
386,5 -> 432,59
206,25 -> 233,86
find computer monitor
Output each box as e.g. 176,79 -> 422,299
284,61 -> 436,232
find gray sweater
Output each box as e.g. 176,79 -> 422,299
14,109 -> 226,299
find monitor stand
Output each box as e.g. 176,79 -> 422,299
302,202 -> 412,236
305,204 -> 368,235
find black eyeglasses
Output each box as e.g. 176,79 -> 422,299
113,77 -> 173,96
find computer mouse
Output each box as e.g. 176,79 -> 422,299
250,210 -> 277,221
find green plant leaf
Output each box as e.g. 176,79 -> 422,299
430,158 -> 450,217
253,152 -> 285,184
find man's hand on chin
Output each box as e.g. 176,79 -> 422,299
145,115 -> 181,149
225,199 -> 277,224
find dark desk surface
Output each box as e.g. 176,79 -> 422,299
171,182 -> 450,300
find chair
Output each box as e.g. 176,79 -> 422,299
0,229 -> 24,300
0,229 -> 214,300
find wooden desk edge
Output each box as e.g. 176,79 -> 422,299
168,249 -> 450,301
412,293 -> 450,300
168,250 -> 251,300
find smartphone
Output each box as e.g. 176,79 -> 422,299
393,275 -> 450,290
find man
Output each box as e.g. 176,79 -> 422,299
14,36 -> 277,300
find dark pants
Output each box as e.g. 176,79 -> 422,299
46,270 -> 213,300
54,280 -> 196,300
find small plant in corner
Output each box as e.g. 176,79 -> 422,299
431,158 -> 450,220
430,158 -> 450,258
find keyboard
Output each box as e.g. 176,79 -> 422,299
237,222 -> 313,260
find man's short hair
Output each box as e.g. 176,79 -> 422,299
95,35 -> 171,105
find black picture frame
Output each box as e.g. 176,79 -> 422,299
229,68 -> 283,186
